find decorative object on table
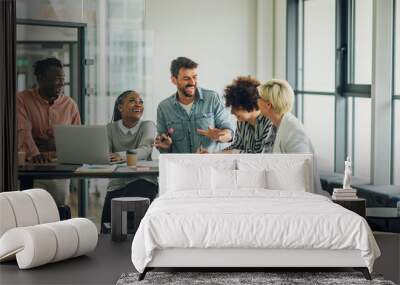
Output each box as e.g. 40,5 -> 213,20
0,189 -> 98,269
343,156 -> 352,189
332,156 -> 358,200
111,197 -> 150,242
126,150 -> 137,167
116,271 -> 394,285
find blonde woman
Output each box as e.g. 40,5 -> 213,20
257,79 -> 312,153
257,79 -> 325,196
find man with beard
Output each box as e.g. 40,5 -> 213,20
155,57 -> 234,153
17,57 -> 81,204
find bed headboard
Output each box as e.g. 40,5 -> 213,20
159,153 -> 314,196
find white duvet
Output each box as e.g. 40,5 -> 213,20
131,190 -> 380,273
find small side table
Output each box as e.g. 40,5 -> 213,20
111,197 -> 150,242
333,198 -> 366,218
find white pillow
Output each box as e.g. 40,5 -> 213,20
265,163 -> 307,191
167,159 -> 235,192
211,169 -> 267,191
236,169 -> 267,189
211,169 -> 237,190
168,163 -> 211,191
237,158 -> 310,192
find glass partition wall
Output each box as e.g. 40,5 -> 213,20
17,22 -> 84,118
16,0 -> 148,228
17,0 -> 148,123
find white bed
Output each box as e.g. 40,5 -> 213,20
131,154 -> 380,280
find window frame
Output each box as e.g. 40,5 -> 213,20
393,0 -> 399,184
287,0 -> 337,174
287,0 -> 393,183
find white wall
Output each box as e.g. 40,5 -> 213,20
144,0 -> 258,120
273,0 -> 287,79
256,0 -> 274,82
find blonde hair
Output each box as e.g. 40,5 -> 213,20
258,79 -> 294,115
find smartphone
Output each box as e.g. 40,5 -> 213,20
161,128 -> 174,142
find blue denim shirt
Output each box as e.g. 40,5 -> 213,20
156,87 -> 235,153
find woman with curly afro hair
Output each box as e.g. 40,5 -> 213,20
222,76 -> 275,153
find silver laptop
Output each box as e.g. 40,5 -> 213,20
54,125 -> 110,164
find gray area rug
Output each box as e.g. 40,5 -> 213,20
116,272 -> 396,285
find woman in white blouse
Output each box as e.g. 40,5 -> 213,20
257,79 -> 312,153
257,79 -> 325,195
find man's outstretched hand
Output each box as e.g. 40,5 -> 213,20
197,126 -> 232,142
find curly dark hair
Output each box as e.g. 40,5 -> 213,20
112,90 -> 140,122
33,57 -> 63,77
224,76 -> 261,112
170,57 -> 198,78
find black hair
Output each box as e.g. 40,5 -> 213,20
112,90 -> 140,122
33,58 -> 63,77
224,76 -> 261,112
170,57 -> 198,78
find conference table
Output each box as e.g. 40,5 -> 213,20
18,163 -> 159,217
